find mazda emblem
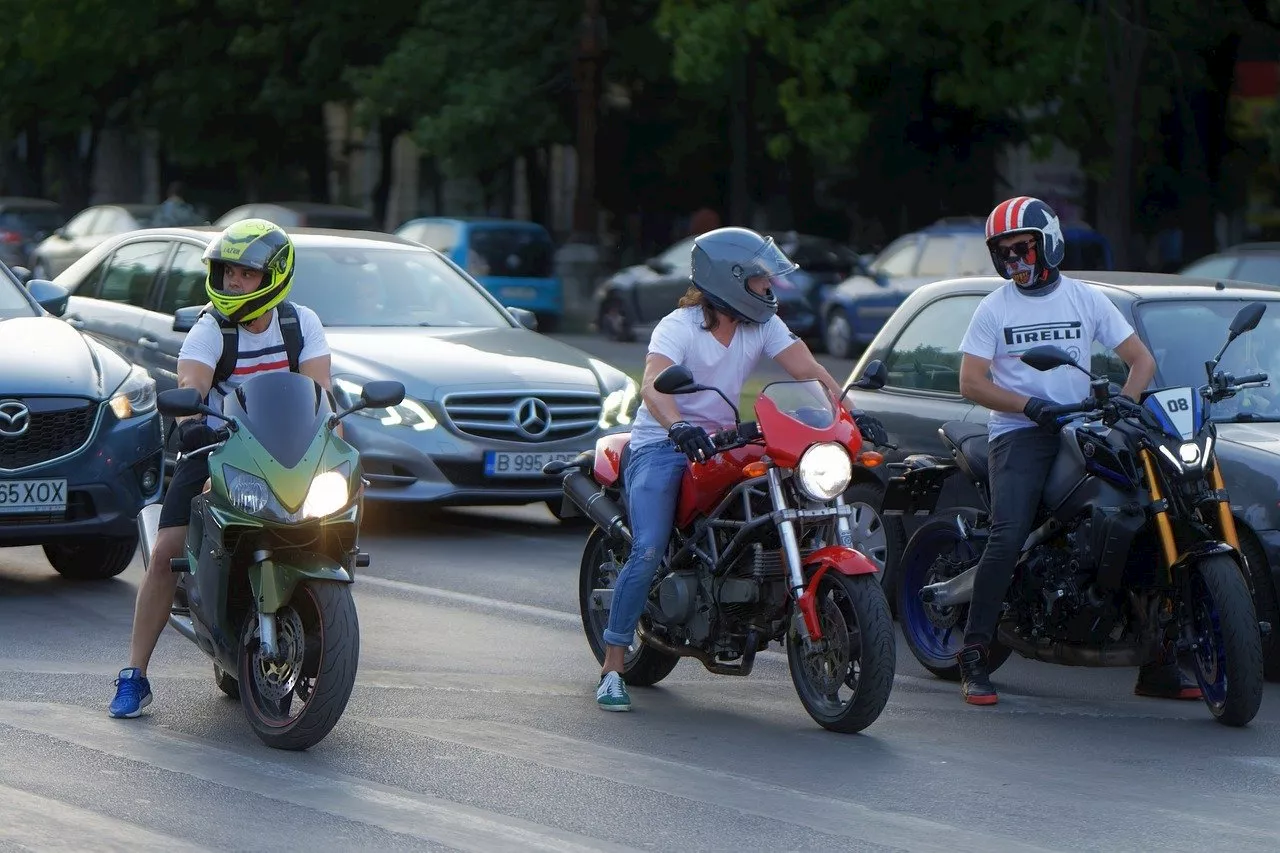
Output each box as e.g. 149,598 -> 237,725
513,397 -> 552,439
0,400 -> 30,438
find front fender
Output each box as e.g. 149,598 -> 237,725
1172,540 -> 1247,581
250,552 -> 352,615
795,546 -> 879,640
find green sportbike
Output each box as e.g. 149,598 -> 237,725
144,372 -> 405,750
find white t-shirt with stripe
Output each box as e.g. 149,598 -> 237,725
178,305 -> 329,424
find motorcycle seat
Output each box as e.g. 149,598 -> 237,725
939,422 -> 990,484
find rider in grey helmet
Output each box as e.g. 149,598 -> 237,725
590,225 -> 891,713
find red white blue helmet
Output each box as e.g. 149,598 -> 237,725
984,196 -> 1065,280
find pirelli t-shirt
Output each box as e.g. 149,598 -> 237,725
959,275 -> 1134,438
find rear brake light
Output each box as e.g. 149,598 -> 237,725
0,230 -> 22,244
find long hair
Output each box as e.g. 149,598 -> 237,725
677,285 -> 720,331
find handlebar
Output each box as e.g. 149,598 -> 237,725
1234,372 -> 1268,385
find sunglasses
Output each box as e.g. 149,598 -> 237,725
996,239 -> 1037,261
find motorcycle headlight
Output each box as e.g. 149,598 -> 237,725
334,377 -> 436,431
226,467 -> 271,515
1178,441 -> 1201,465
303,470 -> 350,519
796,442 -> 852,501
109,365 -> 157,419
599,378 -> 639,428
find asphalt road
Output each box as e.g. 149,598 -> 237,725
2,501 -> 1279,852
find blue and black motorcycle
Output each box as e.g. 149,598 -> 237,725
889,302 -> 1269,726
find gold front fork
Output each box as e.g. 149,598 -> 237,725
1208,455 -> 1241,550
1140,448 -> 1178,571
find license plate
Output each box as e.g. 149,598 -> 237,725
499,286 -> 537,301
0,479 -> 68,514
484,451 -> 578,478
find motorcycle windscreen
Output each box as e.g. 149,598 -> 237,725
753,378 -> 858,469
1142,385 -> 1202,441
222,372 -> 336,469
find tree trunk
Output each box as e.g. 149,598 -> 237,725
371,117 -> 405,228
729,47 -> 750,226
524,147 -> 549,226
1096,0 -> 1149,271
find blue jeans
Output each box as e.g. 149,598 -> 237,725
603,441 -> 689,648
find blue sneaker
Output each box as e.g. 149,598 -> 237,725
109,667 -> 152,718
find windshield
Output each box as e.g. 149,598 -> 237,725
0,268 -> 37,319
467,226 -> 554,278
289,246 -> 514,328
221,372 -> 335,468
0,209 -> 65,235
1136,298 -> 1280,420
758,379 -> 836,429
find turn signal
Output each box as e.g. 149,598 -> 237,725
742,461 -> 769,477
857,451 -> 884,468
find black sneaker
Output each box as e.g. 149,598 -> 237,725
958,643 -> 998,706
1134,660 -> 1202,700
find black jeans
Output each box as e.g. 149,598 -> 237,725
963,425 -> 1061,647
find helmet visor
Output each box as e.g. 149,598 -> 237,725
740,237 -> 798,280
204,234 -> 277,271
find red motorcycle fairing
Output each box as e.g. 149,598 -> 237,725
674,444 -> 766,529
796,546 -> 880,639
592,433 -> 631,487
754,386 -> 862,470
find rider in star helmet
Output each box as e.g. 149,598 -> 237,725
984,196 -> 1065,292
202,218 -> 295,324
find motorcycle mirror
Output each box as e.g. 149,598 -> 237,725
157,387 -> 218,418
654,364 -> 698,395
360,380 -> 406,410
1021,345 -> 1089,375
1229,301 -> 1266,338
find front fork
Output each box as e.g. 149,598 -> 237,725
766,467 -> 830,643
249,549 -> 282,660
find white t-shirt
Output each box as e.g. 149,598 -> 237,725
179,305 -> 330,425
959,276 -> 1134,438
629,307 -> 801,448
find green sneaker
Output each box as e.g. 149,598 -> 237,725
596,671 -> 631,712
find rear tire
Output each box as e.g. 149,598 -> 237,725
44,536 -> 138,580
579,527 -> 679,687
1186,554 -> 1264,726
598,298 -> 635,342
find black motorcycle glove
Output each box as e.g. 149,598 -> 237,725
1023,396 -> 1059,430
177,419 -> 220,452
854,414 -> 890,447
668,421 -> 715,464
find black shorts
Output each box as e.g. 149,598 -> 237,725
158,438 -> 212,530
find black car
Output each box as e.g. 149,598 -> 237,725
0,263 -> 163,579
841,271 -> 1280,677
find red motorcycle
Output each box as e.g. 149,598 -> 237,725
545,361 -> 897,732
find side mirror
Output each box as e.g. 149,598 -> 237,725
361,380 -> 406,410
173,305 -> 203,332
1021,345 -> 1081,373
506,307 -> 539,331
654,364 -> 698,395
1229,302 -> 1266,338
26,279 -> 69,316
645,257 -> 674,275
157,387 -> 215,418
851,359 -> 888,391
53,227 -> 67,240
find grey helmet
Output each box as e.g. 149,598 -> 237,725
689,227 -> 798,324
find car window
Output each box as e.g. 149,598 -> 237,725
1091,340 -> 1127,385
401,222 -> 461,252
1180,256 -> 1237,279
658,237 -> 696,272
955,235 -> 992,275
92,209 -> 124,234
96,241 -> 170,306
883,294 -> 985,393
871,236 -> 918,277
63,208 -> 99,239
0,208 -> 65,236
0,270 -> 38,318
915,236 -> 957,277
1233,256 -> 1280,287
467,226 -> 553,278
158,243 -> 210,314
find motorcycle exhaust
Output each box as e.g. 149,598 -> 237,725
138,503 -> 162,572
919,564 -> 976,606
561,470 -> 632,545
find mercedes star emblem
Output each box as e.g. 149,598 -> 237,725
513,397 -> 552,439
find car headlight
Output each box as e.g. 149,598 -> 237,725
303,470 -> 350,518
223,463 -> 352,521
109,365 -> 157,419
796,442 -> 852,501
334,376 -> 436,431
599,378 -> 639,428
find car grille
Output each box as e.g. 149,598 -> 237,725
0,401 -> 99,471
441,390 -> 601,443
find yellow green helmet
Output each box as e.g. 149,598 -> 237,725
203,219 -> 295,323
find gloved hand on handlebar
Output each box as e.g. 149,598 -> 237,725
1023,396 -> 1060,431
176,418 -> 220,452
668,421 -> 715,464
854,413 -> 890,447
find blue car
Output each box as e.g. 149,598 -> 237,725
819,216 -> 1114,358
0,264 -> 163,579
395,217 -> 564,331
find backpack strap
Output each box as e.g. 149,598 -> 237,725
197,304 -> 240,391
276,301 -> 304,374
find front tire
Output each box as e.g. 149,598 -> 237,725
896,516 -> 1011,680
238,581 -> 359,750
44,535 -> 138,580
787,572 -> 895,733
579,527 -> 679,686
1185,554 -> 1264,726
214,664 -> 240,699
